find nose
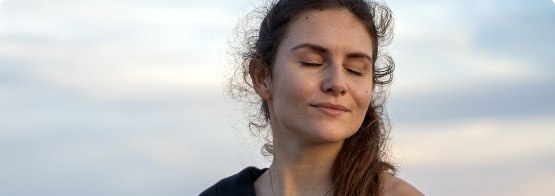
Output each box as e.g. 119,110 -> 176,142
321,65 -> 347,96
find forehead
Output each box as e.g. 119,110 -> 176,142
280,8 -> 374,55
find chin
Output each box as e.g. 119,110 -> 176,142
307,126 -> 356,143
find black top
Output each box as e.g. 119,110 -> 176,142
200,166 -> 268,196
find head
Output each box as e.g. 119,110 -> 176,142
238,0 -> 393,149
229,0 -> 395,195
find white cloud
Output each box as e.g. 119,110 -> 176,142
393,115 -> 555,167
0,1 -> 239,102
392,115 -> 555,195
388,0 -> 551,98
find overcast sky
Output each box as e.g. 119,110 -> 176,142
1,0 -> 554,195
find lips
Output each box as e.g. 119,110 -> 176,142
311,103 -> 349,116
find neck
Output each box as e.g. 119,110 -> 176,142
268,135 -> 343,196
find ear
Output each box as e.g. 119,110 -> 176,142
249,59 -> 272,101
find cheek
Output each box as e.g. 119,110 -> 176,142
352,87 -> 373,117
273,71 -> 306,106
284,80 -> 310,107
355,85 -> 373,104
279,70 -> 312,95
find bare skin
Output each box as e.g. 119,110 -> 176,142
382,173 -> 424,196
251,8 -> 422,196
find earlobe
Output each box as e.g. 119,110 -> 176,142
249,59 -> 272,100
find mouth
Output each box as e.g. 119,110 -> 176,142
311,103 -> 349,116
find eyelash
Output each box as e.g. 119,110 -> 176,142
300,62 -> 323,66
346,68 -> 364,76
300,62 -> 365,76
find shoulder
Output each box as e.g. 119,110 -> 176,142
199,166 -> 267,196
382,172 -> 424,196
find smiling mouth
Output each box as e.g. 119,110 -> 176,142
311,103 -> 349,116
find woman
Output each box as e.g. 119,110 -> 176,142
201,0 -> 423,195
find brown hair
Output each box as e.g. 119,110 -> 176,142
227,0 -> 396,195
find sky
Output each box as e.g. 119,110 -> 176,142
0,0 -> 554,195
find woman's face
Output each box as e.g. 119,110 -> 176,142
257,8 -> 374,144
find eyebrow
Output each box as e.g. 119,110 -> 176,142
291,43 -> 373,62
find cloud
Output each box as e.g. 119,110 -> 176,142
0,0 -> 242,102
393,115 -> 555,167
1,0 -> 554,195
388,75 -> 555,124
389,0 -> 555,91
385,0 -> 555,124
392,115 -> 555,195
0,90 -> 250,195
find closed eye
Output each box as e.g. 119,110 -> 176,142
346,68 -> 364,76
300,62 -> 323,66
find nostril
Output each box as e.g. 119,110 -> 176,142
321,66 -> 348,95
326,86 -> 345,95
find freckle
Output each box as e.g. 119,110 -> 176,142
305,16 -> 309,19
